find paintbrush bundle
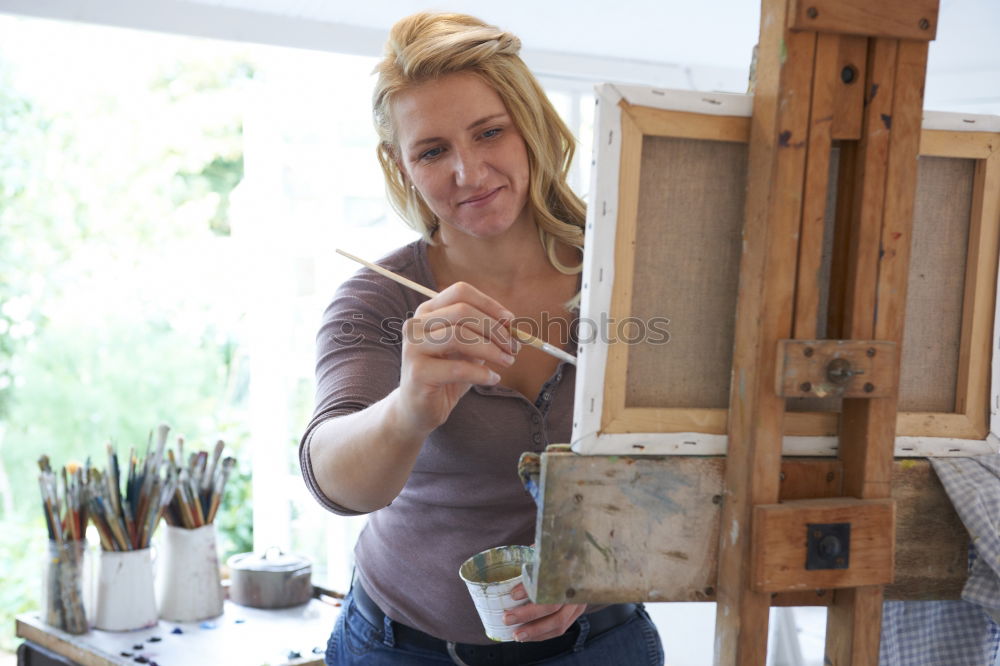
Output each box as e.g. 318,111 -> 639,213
37,455 -> 89,634
162,437 -> 235,529
86,423 -> 178,552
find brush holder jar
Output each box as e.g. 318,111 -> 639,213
156,524 -> 224,622
94,547 -> 157,631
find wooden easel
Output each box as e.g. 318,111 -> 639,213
717,0 -> 938,662
523,0 -> 951,664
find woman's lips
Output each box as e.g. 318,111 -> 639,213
460,187 -> 502,207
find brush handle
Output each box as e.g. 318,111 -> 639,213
335,248 -> 577,366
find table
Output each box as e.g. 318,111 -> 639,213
16,599 -> 340,666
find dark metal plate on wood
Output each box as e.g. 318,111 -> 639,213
806,522 -> 851,570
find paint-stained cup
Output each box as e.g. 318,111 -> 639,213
156,524 -> 224,622
94,548 -> 158,631
459,545 -> 534,642
42,539 -> 89,634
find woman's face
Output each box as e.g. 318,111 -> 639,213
392,71 -> 531,240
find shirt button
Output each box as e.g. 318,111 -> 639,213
532,433 -> 542,444
542,392 -> 551,402
531,414 -> 541,424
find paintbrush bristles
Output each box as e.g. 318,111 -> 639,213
164,443 -> 234,529
85,432 -> 177,551
37,458 -> 90,546
40,427 -> 236,553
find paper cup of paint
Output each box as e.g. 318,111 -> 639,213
459,545 -> 534,642
156,524 -> 224,622
94,547 -> 158,631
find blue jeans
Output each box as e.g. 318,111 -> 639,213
325,589 -> 664,665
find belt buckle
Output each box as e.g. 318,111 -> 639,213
446,641 -> 472,666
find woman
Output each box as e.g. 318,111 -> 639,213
300,12 -> 664,665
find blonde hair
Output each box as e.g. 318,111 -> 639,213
373,12 -> 584,275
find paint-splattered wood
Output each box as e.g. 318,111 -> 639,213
788,0 -> 939,41
842,39 -> 897,341
531,454 -> 966,604
828,36 -> 931,666
831,35 -> 867,141
715,0 -> 816,659
825,37 -> 903,666
532,454 -> 722,605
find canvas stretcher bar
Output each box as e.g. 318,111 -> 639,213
572,85 -> 1000,458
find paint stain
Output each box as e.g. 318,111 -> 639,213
663,550 -> 690,561
778,130 -> 792,147
900,459 -> 918,469
170,627 -> 183,635
869,83 -> 880,104
618,468 -> 692,520
585,531 -> 613,565
892,232 -> 902,240
881,113 -> 892,129
199,621 -> 217,630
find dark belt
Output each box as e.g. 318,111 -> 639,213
352,580 -> 638,665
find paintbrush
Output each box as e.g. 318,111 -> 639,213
335,248 -> 577,366
206,456 -> 235,524
105,442 -> 123,527
202,439 -> 224,498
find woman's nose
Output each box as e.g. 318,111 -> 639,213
453,148 -> 487,187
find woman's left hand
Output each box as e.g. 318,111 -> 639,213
502,584 -> 586,642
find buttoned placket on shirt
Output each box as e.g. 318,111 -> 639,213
471,361 -> 569,452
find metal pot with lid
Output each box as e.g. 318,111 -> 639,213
227,547 -> 312,609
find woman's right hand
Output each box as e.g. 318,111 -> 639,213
396,281 -> 520,433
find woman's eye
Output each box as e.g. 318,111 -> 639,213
482,128 -> 502,139
419,147 -> 443,161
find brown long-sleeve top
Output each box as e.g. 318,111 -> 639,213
299,239 -> 575,644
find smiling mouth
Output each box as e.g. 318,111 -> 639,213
460,187 -> 502,206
